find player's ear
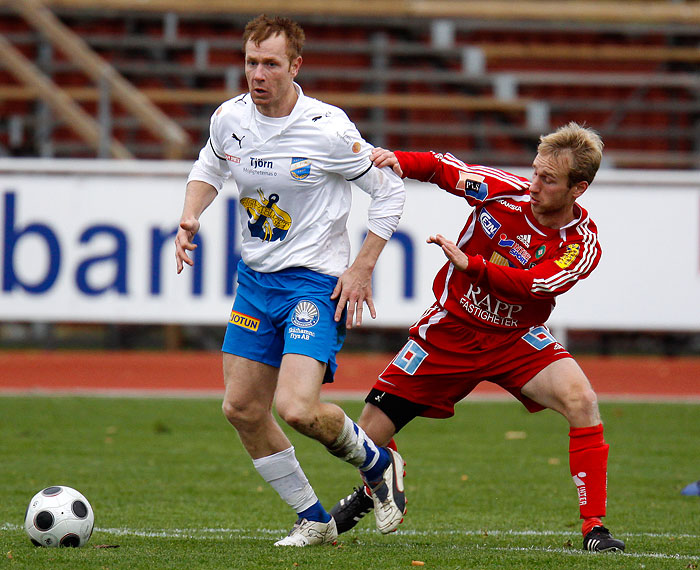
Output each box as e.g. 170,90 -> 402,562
289,56 -> 302,77
572,180 -> 588,199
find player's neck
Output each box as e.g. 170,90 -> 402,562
256,86 -> 298,118
532,207 -> 576,230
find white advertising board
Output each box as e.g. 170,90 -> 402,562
1,159 -> 698,331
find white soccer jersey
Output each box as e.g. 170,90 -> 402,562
188,83 -> 405,277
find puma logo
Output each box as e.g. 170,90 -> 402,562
231,132 -> 245,148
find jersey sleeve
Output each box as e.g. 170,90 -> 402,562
323,113 -> 405,240
395,150 -> 530,206
464,235 -> 602,302
321,112 -> 374,181
187,105 -> 231,191
351,165 -> 406,240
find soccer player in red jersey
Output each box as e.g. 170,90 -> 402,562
330,122 -> 625,553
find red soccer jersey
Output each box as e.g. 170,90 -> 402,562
395,150 -> 602,332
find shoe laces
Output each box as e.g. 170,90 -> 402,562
346,486 -> 372,507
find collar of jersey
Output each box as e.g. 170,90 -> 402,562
241,82 -> 308,139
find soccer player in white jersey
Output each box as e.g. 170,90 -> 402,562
174,15 -> 406,547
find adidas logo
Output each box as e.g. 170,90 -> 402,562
585,538 -> 601,551
517,234 -> 531,247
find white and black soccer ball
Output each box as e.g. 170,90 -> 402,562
24,486 -> 95,547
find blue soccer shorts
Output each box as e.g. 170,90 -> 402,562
222,261 -> 347,383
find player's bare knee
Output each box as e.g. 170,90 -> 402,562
563,386 -> 600,425
275,400 -> 314,433
222,398 -> 261,429
221,398 -> 241,425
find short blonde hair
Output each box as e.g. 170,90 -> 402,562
538,122 -> 604,187
243,14 -> 305,64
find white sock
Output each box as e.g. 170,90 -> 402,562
252,446 -> 318,513
328,414 -> 381,471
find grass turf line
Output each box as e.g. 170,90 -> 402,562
2,397 -> 698,569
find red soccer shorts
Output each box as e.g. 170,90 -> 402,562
374,304 -> 572,418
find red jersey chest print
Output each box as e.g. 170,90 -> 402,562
395,151 -> 602,332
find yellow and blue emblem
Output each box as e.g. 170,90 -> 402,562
241,189 -> 292,242
290,157 -> 311,180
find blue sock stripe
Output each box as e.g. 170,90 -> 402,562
297,500 -> 331,523
360,440 -> 377,469
361,447 -> 391,484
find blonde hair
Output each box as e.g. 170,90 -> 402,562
538,122 -> 604,187
243,14 -> 305,64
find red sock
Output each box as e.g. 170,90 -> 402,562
582,517 -> 603,536
568,423 -> 608,534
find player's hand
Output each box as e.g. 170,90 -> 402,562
428,234 -> 469,271
175,218 -> 200,273
330,265 -> 376,329
370,147 -> 403,178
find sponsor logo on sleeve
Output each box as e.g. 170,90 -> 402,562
352,141 -> 362,153
229,310 -> 260,332
479,209 -> 501,238
457,171 -> 487,200
555,243 -> 581,269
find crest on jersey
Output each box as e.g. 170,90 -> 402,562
290,157 -> 312,180
241,189 -> 292,242
292,301 -> 320,328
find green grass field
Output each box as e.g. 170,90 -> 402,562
1,396 -> 698,569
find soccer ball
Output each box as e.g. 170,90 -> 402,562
24,486 -> 95,547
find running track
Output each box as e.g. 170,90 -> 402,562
1,351 -> 699,401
